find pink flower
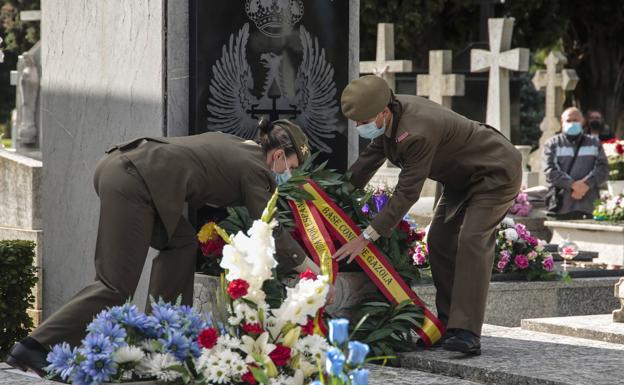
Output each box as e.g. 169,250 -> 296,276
542,256 -> 554,272
500,250 -> 511,261
515,224 -> 529,240
527,251 -> 538,260
514,254 -> 529,270
497,259 -> 508,273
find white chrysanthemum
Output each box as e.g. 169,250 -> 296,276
295,335 -> 330,356
501,217 -> 516,228
269,370 -> 304,385
136,353 -> 181,382
113,345 -> 145,364
217,335 -> 242,352
204,364 -> 231,384
299,359 -> 318,377
503,228 -> 518,241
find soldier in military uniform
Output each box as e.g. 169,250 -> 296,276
334,76 -> 522,355
7,119 -> 318,375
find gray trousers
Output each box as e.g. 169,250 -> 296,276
427,182 -> 520,336
31,151 -> 197,347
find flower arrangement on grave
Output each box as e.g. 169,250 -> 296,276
593,193 -> 624,221
508,191 -> 532,217
601,139 -> 624,180
197,155 -> 431,358
46,192 -> 375,385
493,217 -> 564,281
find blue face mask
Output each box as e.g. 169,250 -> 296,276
356,113 -> 386,139
272,154 -> 292,185
563,121 -> 583,137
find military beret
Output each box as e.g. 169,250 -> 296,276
341,75 -> 392,121
271,119 -> 310,164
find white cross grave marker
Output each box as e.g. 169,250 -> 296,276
471,17 -> 529,138
417,50 -> 464,108
360,23 -> 412,91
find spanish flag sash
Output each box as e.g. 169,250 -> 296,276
289,180 -> 445,346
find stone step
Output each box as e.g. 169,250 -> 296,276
521,314 -> 624,345
399,324 -> 624,385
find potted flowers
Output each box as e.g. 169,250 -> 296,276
601,139 -> 624,195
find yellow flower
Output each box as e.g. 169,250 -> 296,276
197,222 -> 220,243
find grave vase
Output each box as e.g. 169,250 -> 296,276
608,180 -> 624,196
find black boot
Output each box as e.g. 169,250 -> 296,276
5,337 -> 50,377
442,329 -> 481,356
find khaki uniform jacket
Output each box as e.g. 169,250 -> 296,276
350,95 -> 522,237
102,132 -> 306,270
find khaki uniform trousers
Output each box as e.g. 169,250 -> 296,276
427,180 -> 521,336
31,150 -> 197,347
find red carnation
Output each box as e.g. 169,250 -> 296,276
616,143 -> 624,155
302,317 -> 315,336
242,322 -> 264,335
200,238 -> 225,257
242,371 -> 256,385
198,327 -> 218,349
227,279 -> 250,299
299,268 -> 318,281
268,344 -> 292,366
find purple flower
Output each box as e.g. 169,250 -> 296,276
373,191 -> 390,213
543,256 -> 554,272
500,250 -> 511,261
514,254 -> 529,270
361,203 -> 370,215
515,224 -> 529,240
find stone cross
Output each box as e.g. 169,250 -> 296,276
529,51 -> 578,181
417,50 -> 464,108
614,277 -> 624,322
471,18 -> 529,138
360,23 -> 412,91
0,36 -> 4,63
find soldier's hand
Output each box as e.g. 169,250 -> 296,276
333,234 -> 368,264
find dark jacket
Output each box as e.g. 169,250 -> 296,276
102,132 -> 306,270
349,95 -> 522,237
543,133 -> 608,215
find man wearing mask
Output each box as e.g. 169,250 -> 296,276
544,107 -> 608,219
334,75 -> 522,355
586,110 -> 614,141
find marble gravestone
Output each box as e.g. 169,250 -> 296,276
529,51 -> 579,182
470,18 -> 529,139
191,0 -> 359,171
40,0 -> 189,316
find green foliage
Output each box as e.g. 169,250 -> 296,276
518,71 -> 544,153
350,297 -> 423,365
0,240 -> 37,359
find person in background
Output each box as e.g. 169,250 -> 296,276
586,109 -> 614,141
544,107 -> 609,219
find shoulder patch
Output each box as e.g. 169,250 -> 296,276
396,132 -> 410,143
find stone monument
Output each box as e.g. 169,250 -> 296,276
614,277 -> 624,322
470,17 -> 529,139
417,50 -> 464,107
360,23 -> 412,92
529,51 -> 579,183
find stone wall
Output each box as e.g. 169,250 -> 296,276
40,0 -> 188,317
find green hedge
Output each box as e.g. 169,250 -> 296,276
0,240 -> 37,359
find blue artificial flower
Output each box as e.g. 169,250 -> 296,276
347,341 -> 370,366
45,342 -> 77,380
80,352 -> 117,384
80,332 -> 115,357
150,301 -> 182,332
326,347 -> 346,376
161,330 -> 191,361
189,341 -> 202,358
69,367 -> 93,385
178,305 -> 206,336
349,368 -> 370,385
328,318 -> 349,345
87,320 -> 127,347
309,382 -> 322,385
118,303 -> 152,334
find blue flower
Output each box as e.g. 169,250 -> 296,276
80,332 -> 115,357
80,353 -> 117,384
347,341 -> 370,366
349,368 -> 370,385
45,342 -> 77,380
328,318 -> 349,345
69,367 -> 93,385
87,320 -> 127,347
326,347 -> 346,376
150,301 -> 182,332
310,382 -> 322,385
178,305 -> 206,336
118,303 -> 152,333
161,330 -> 191,361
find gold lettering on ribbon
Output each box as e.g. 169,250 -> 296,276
294,201 -> 333,278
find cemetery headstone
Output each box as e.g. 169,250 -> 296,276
416,50 -> 464,107
360,23 -> 412,92
470,17 -> 529,139
191,0 -> 356,171
529,51 -> 579,182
